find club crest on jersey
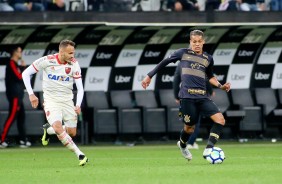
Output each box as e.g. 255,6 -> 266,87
48,74 -> 70,81
65,67 -> 71,74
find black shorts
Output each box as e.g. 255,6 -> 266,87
179,98 -> 220,126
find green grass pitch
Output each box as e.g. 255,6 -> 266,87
0,141 -> 281,184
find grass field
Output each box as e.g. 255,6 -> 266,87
0,141 -> 281,184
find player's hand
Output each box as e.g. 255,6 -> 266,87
141,75 -> 151,89
175,99 -> 180,104
222,82 -> 231,92
75,106 -> 81,115
29,94 -> 39,108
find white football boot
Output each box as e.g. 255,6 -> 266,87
177,141 -> 192,161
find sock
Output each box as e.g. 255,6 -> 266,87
179,129 -> 190,148
57,131 -> 84,158
47,125 -> 66,135
206,123 -> 223,148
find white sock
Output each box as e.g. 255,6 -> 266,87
47,125 -> 66,135
57,131 -> 84,158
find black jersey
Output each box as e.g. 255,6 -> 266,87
5,60 -> 25,99
147,48 -> 214,99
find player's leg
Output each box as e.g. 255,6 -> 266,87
200,99 -> 225,158
177,99 -> 199,161
62,101 -> 88,166
187,116 -> 201,149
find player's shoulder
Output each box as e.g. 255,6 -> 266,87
203,52 -> 213,60
70,58 -> 78,64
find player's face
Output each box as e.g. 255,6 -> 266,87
61,45 -> 75,64
14,47 -> 22,59
190,35 -> 205,54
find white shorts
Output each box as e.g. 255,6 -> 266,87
44,100 -> 77,128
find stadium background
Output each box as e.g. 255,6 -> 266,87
1,11 -> 282,143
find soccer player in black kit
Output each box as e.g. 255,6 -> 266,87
141,30 -> 231,161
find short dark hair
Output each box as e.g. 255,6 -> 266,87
9,46 -> 21,56
59,40 -> 75,49
190,30 -> 204,38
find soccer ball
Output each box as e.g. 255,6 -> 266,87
206,147 -> 225,164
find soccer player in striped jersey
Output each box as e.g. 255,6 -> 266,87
141,30 -> 231,161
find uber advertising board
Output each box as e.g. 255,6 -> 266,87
99,29 -> 134,46
0,44 -> 18,64
147,28 -> 182,45
126,29 -> 158,44
241,27 -> 276,44
108,67 -> 135,90
115,44 -> 145,67
0,66 -> 6,91
213,43 -> 239,66
133,65 -> 157,90
257,42 -> 282,64
163,43 -> 187,67
232,43 -> 261,64
90,45 -> 122,66
0,27 -> 14,43
138,44 -> 170,65
75,44 -> 96,68
51,27 -> 84,43
43,43 -> 59,56
226,64 -> 253,89
22,43 -> 49,65
27,26 -> 64,43
268,26 -> 282,41
220,27 -> 252,43
84,67 -> 112,91
155,66 -> 176,89
251,65 -> 274,87
213,66 -> 229,84
204,28 -> 229,44
75,26 -> 111,44
271,63 -> 282,88
1,28 -> 36,44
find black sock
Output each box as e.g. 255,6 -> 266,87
179,129 -> 190,148
206,123 -> 223,148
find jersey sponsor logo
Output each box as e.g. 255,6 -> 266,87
65,67 -> 71,74
48,74 -> 70,81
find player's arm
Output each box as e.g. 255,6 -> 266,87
173,62 -> 181,103
141,49 -> 182,89
206,57 -> 230,92
74,78 -> 84,115
22,65 -> 39,108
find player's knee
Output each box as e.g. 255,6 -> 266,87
68,131 -> 76,137
218,117 -> 225,126
184,125 -> 195,134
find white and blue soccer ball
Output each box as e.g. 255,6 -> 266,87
206,147 -> 225,164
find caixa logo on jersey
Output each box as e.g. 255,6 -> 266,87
48,74 -> 70,81
155,66 -> 175,89
109,67 -> 135,90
